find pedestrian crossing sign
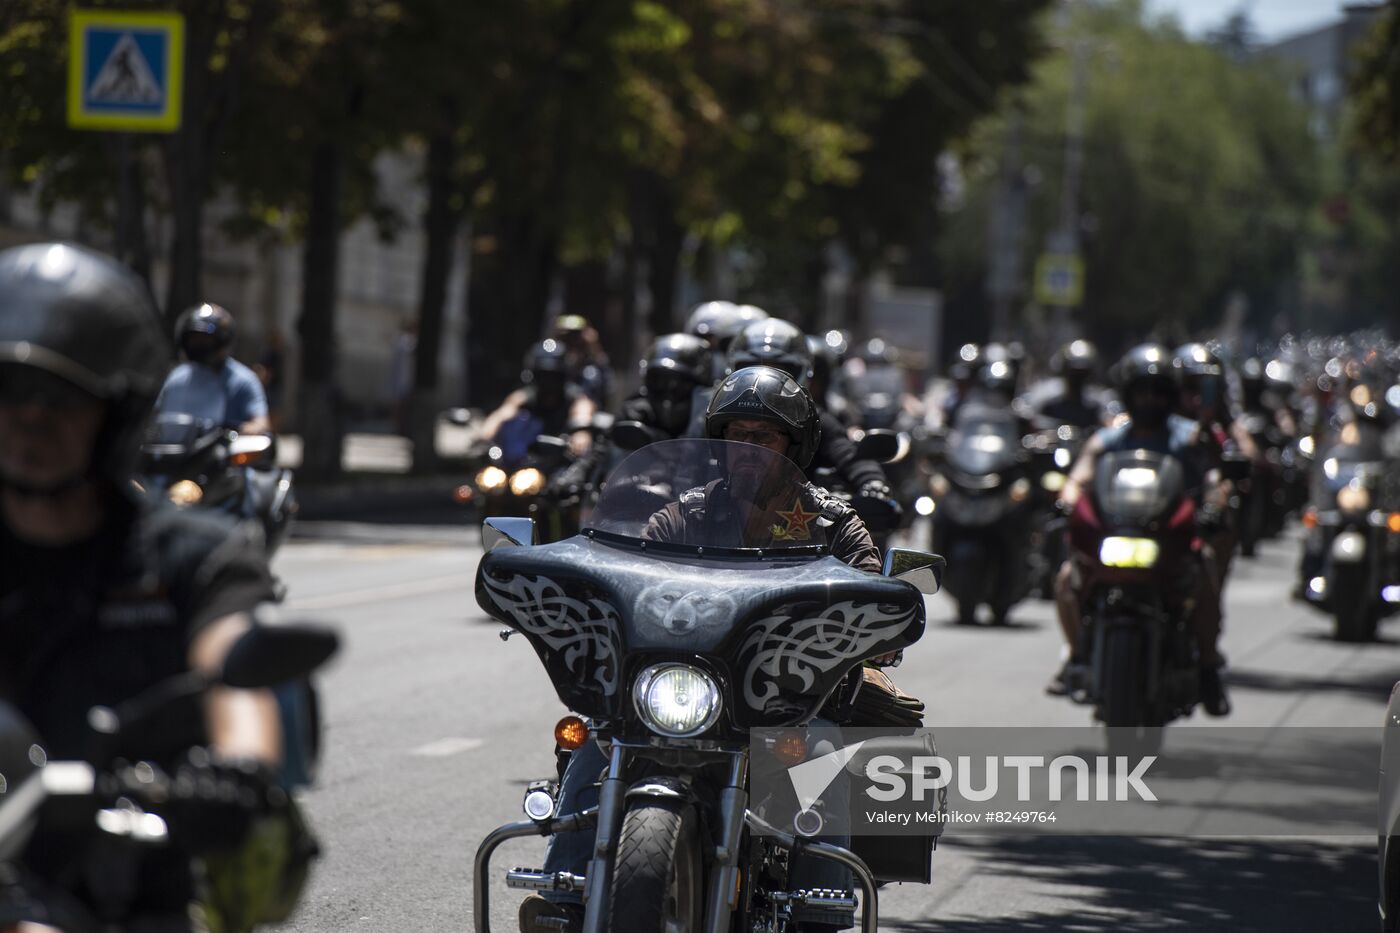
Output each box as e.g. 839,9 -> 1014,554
67,10 -> 184,132
1033,252 -> 1085,307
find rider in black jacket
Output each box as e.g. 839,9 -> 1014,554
0,243 -> 302,931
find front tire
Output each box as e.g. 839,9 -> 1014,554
608,799 -> 704,933
1098,627 -> 1163,757
1332,574 -> 1378,643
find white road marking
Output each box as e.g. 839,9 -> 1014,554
410,737 -> 485,758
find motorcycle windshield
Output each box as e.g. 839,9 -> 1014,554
584,439 -> 828,553
946,417 -> 1020,478
1093,450 -> 1184,524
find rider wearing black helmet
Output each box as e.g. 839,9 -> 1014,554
546,334 -> 710,498
522,366 -> 881,933
937,342 -> 983,428
0,244 -> 300,929
157,302 -> 271,436
686,300 -> 768,380
479,339 -> 597,465
551,313 -> 611,406
728,321 -> 900,529
1049,343 -> 1231,716
1034,339 -> 1108,430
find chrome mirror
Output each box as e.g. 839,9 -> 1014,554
482,517 -> 537,551
881,548 -> 945,595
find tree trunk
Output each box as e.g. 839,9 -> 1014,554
465,209 -> 555,408
646,186 -> 684,340
296,139 -> 344,480
410,133 -> 460,473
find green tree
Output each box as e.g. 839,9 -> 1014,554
1351,1 -> 1400,169
938,0 -> 1319,349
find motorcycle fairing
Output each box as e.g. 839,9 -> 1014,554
476,536 -> 925,726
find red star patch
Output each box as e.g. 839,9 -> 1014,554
773,499 -> 818,541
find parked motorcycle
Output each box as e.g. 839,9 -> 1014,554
471,439 -> 943,933
928,408 -> 1036,625
1063,450 -> 1245,754
140,413 -> 297,556
1297,428 -> 1400,642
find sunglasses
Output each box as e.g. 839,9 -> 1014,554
0,366 -> 99,410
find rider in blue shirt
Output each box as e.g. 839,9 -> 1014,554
156,303 -> 271,436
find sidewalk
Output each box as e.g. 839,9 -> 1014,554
279,424 -> 475,522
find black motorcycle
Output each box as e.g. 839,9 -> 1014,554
471,439 -> 943,933
0,624 -> 338,932
1022,425 -> 1086,599
140,413 -> 297,557
929,408 -> 1036,625
1062,450 -> 1245,755
1297,428 -> 1400,642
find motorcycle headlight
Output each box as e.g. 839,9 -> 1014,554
1099,536 -> 1160,569
633,664 -> 722,738
167,480 -> 204,506
510,467 -> 546,497
1040,471 -> 1066,493
1337,483 -> 1370,513
475,466 -> 508,491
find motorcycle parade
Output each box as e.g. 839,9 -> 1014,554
2,1 -> 1398,931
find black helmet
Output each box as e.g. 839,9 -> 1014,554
175,302 -> 236,366
1173,342 -> 1224,379
978,358 -> 1017,397
640,333 -> 710,387
1115,343 -> 1176,389
640,334 -> 710,435
821,329 -> 851,362
806,333 -> 836,389
950,342 -> 982,382
1263,358 -> 1296,395
0,242 -> 171,489
686,301 -> 741,340
1115,343 -> 1177,427
705,365 -> 821,469
521,339 -> 569,384
1053,339 -> 1099,376
859,338 -> 899,366
728,319 -> 813,384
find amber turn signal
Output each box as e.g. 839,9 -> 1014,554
554,715 -> 590,751
771,731 -> 808,767
453,484 -> 474,505
1302,508 -> 1318,529
1388,513 -> 1400,534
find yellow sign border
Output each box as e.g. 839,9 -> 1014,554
1034,252 -> 1085,307
67,10 -> 184,132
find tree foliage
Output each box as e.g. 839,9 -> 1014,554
938,0 -> 1319,348
1350,1 -> 1400,169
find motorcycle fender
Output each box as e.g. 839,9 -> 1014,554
1331,531 -> 1367,563
624,776 -> 693,803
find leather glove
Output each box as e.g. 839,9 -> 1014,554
166,750 -> 285,855
855,480 -> 903,530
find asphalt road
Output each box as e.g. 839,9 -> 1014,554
269,524 -> 1392,932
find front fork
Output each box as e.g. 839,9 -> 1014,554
473,743 -> 878,933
